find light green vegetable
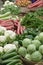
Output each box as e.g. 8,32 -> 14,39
6,59 -> 21,65
18,47 -> 27,57
38,32 -> 43,43
0,16 -> 12,20
39,45 -> 43,54
27,44 -> 36,54
32,40 -> 41,49
31,51 -> 42,62
0,1 -> 20,15
22,38 -> 32,48
0,12 -> 11,18
2,52 -> 17,60
25,54 -> 31,61
12,41 -> 19,48
34,35 -> 39,40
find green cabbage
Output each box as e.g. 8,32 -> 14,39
22,38 -> 32,48
31,51 -> 42,62
18,47 -> 27,57
39,45 -> 43,54
32,40 -> 41,49
38,32 -> 43,43
34,35 -> 39,40
25,54 -> 31,61
27,44 -> 36,54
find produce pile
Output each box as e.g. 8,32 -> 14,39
21,12 -> 43,30
18,33 -> 43,62
0,1 -> 20,15
0,19 -> 25,34
0,0 -> 43,65
0,26 -> 23,65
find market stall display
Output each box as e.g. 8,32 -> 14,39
0,0 -> 43,65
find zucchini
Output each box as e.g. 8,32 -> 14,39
0,12 -> 11,18
2,59 -> 12,64
6,59 -> 21,65
2,52 -> 17,60
0,16 -> 12,20
2,55 -> 20,64
5,55 -> 20,60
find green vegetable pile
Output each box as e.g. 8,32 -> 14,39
36,7 -> 43,16
1,50 -> 23,65
18,32 -> 43,62
0,1 -> 20,15
21,12 -> 43,31
0,0 -> 43,64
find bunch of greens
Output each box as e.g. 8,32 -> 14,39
36,7 -> 43,16
0,1 -> 20,15
21,12 -> 43,31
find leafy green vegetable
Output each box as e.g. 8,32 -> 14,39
22,38 -> 32,48
39,45 -> 43,54
25,54 -> 31,61
0,5 -> 20,15
36,8 -> 43,16
38,32 -> 43,43
21,12 -> 43,31
31,51 -> 42,62
27,44 -> 36,54
32,40 -> 41,49
18,47 -> 27,57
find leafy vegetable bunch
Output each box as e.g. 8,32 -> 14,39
21,11 -> 43,31
36,8 -> 43,16
0,1 -> 20,15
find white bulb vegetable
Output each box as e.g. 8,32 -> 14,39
4,44 -> 17,52
4,30 -> 16,42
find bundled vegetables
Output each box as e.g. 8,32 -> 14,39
0,1 -> 20,15
1,46 -> 23,65
21,12 -> 43,31
0,19 -> 25,34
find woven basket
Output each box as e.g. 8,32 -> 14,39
21,57 -> 43,65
